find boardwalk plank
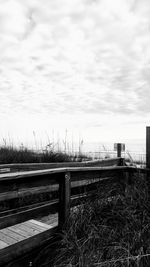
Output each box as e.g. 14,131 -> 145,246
9,225 -> 32,238
16,223 -> 41,236
0,228 -> 25,242
0,231 -> 17,245
0,225 -> 57,265
29,219 -> 52,229
0,240 -> 8,249
23,221 -> 46,232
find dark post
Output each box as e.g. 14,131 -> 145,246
58,171 -> 71,228
119,157 -> 125,166
146,127 -> 150,168
117,143 -> 121,158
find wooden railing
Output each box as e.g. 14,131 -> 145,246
0,164 -> 132,230
0,160 -> 148,266
0,157 -> 124,173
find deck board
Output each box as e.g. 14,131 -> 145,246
9,225 -> 31,238
0,240 -> 8,249
0,219 -> 52,247
24,220 -> 52,231
39,213 -> 58,227
11,224 -> 40,237
0,223 -> 58,265
0,231 -> 17,245
23,222 -> 45,233
30,219 -> 53,229
0,228 -> 25,242
15,223 -> 41,236
0,216 -> 58,265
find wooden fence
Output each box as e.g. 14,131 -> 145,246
0,157 -> 123,173
0,160 -> 149,266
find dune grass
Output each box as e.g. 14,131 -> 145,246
34,171 -> 150,267
0,146 -> 74,164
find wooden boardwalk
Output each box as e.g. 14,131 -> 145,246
0,220 -> 54,249
0,218 -> 58,266
39,213 -> 58,226
0,160 -> 129,265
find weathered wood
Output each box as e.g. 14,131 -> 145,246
0,184 -> 58,202
118,157 -> 125,166
0,220 -> 52,247
0,200 -> 52,217
0,240 -> 8,249
0,168 -> 10,173
58,171 -> 71,227
29,219 -> 51,230
117,143 -> 121,157
70,168 -> 126,182
0,178 -> 101,202
146,127 -> 150,168
0,163 -> 132,265
0,165 -> 128,180
22,222 -> 45,233
0,176 -> 58,195
0,167 -> 66,180
0,230 -> 17,245
0,158 -> 122,172
0,200 -> 58,229
9,225 -> 32,238
62,166 -> 128,173
0,228 -> 25,242
13,224 -> 40,237
0,166 -> 129,197
0,224 -> 57,265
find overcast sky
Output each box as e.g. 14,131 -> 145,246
0,0 -> 150,148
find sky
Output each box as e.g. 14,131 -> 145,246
0,0 -> 150,149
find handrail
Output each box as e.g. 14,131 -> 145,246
0,165 -> 129,180
0,157 -> 122,169
0,161 -> 149,266
0,165 -> 131,229
0,157 -> 123,174
0,163 -> 147,229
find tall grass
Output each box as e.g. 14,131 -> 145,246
0,146 -> 74,163
36,171 -> 150,267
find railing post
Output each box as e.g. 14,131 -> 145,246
58,171 -> 71,228
146,127 -> 150,168
119,158 -> 125,166
117,143 -> 121,158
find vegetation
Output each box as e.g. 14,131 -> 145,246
35,171 -> 150,267
125,151 -> 146,168
0,143 -> 148,266
0,146 -> 76,163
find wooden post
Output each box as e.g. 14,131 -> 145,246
117,143 -> 121,158
146,127 -> 150,168
146,127 -> 150,196
58,171 -> 71,228
119,157 -> 125,166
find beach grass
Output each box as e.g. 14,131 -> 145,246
0,146 -> 76,164
34,171 -> 150,267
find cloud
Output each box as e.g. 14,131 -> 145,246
0,0 -> 150,143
